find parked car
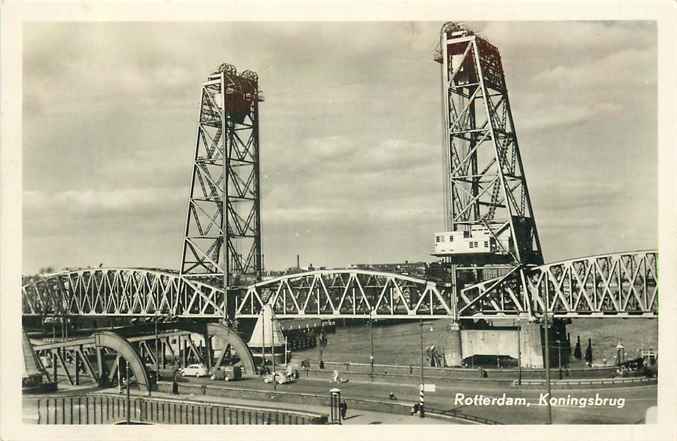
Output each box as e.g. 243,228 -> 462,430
39,355 -> 52,368
263,371 -> 294,385
179,364 -> 209,377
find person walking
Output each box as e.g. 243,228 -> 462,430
340,399 -> 348,419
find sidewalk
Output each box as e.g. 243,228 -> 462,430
95,388 -> 455,425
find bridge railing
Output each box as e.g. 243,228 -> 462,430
33,393 -> 326,425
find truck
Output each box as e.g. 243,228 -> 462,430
211,365 -> 242,381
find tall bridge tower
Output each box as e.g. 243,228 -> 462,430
434,22 -> 543,288
180,63 -> 263,310
434,23 -> 551,367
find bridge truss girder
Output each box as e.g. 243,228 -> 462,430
22,250 -> 658,320
236,270 -> 456,319
459,250 -> 658,319
22,268 -> 226,318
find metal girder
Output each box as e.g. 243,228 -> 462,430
180,63 -> 263,292
236,269 -> 455,319
22,251 -> 658,320
22,268 -> 226,318
459,250 -> 658,319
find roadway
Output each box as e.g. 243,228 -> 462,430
23,367 -> 656,424
181,374 -> 656,424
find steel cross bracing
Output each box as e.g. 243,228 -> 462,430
179,63 -> 263,289
437,23 -> 543,265
235,270 -> 456,319
22,268 -> 227,318
458,250 -> 658,319
22,251 -> 658,320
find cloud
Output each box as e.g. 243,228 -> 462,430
518,102 -> 623,131
532,48 -> 656,89
21,21 -> 657,274
23,187 -> 187,238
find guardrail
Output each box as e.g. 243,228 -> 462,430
512,376 -> 656,388
33,393 -> 327,425
314,360 -> 620,380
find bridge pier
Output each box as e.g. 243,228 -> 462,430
518,320 -> 545,368
444,321 -> 463,367
444,317 -> 566,369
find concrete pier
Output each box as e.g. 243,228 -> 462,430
444,318 -> 558,369
444,322 -> 463,367
518,320 -> 544,368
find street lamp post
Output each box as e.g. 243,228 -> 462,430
126,360 -> 131,424
369,314 -> 375,380
261,309 -> 265,374
419,320 -> 425,418
543,288 -> 553,424
154,312 -> 159,395
558,340 -> 563,380
517,326 -> 522,386
271,310 -> 277,391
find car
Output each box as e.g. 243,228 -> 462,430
179,364 -> 209,377
263,372 -> 294,385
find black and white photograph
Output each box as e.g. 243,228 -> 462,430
2,1 -> 677,439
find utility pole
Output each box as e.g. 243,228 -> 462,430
419,320 -> 425,418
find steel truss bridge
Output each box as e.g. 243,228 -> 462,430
22,250 -> 657,321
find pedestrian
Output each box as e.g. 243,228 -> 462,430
340,399 -> 348,419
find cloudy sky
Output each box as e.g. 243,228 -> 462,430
23,21 -> 657,274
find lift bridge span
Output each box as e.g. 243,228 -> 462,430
22,249 -> 657,321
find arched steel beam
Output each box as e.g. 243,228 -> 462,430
206,322 -> 256,376
94,331 -> 150,392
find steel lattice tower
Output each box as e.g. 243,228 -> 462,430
436,23 -> 543,271
180,63 -> 263,294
